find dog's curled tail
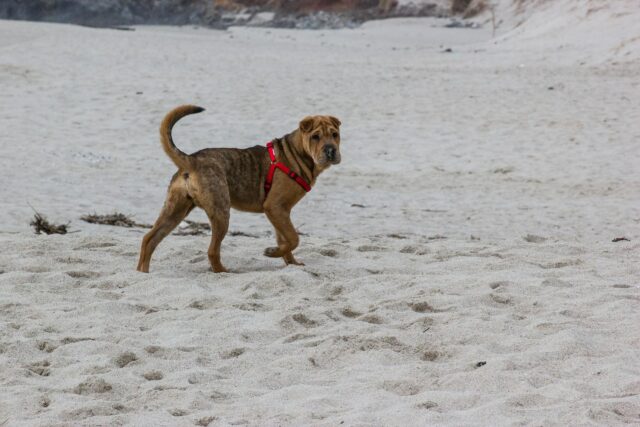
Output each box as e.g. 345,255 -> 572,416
160,104 -> 205,170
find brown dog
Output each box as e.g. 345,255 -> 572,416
136,105 -> 342,273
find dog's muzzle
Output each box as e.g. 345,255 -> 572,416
324,145 -> 340,164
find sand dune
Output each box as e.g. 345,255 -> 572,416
1,2 -> 639,425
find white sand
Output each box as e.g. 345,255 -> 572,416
1,1 -> 639,425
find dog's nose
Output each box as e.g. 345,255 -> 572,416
324,145 -> 337,160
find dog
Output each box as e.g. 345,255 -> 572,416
136,105 -> 342,273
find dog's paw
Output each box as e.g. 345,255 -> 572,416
264,247 -> 282,258
285,258 -> 305,266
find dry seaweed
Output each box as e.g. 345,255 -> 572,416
173,220 -> 210,236
82,213 -> 262,238
30,213 -> 68,235
229,230 -> 260,238
612,237 -> 630,242
173,222 -> 262,238
81,213 -> 151,229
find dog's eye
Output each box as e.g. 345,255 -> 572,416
332,132 -> 339,138
311,134 -> 320,141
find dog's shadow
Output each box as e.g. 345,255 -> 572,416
197,263 -> 301,275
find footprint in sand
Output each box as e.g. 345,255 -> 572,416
330,286 -> 344,296
360,314 -> 383,324
135,304 -> 159,315
73,377 -> 112,394
357,336 -> 408,353
381,380 -> 421,396
289,313 -> 319,328
318,248 -> 338,257
357,245 -> 387,252
210,391 -> 233,401
145,345 -> 163,355
39,396 -> 51,408
74,242 -> 117,250
420,350 -> 441,362
523,234 -> 547,243
409,302 -> 436,313
66,271 -> 102,279
415,401 -> 439,410
37,341 -> 58,353
283,333 -> 315,343
61,337 -> 95,345
196,416 -> 218,426
188,298 -> 218,310
559,309 -> 587,319
341,307 -> 362,318
62,405 -> 120,420
95,291 -> 121,300
112,403 -> 127,412
97,280 -> 129,290
27,360 -> 51,376
401,316 -> 434,331
537,259 -> 582,269
143,370 -> 163,381
56,256 -> 87,264
220,348 -> 246,359
489,293 -> 513,305
113,352 -> 137,368
489,281 -> 510,290
234,302 -> 270,312
400,245 -> 430,255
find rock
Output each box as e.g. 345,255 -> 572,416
0,0 -> 450,30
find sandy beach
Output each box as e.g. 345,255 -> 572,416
1,1 -> 639,425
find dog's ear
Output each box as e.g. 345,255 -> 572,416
299,116 -> 315,134
328,116 -> 341,128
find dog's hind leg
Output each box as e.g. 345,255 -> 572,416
198,182 -> 231,273
137,181 -> 194,273
206,210 -> 229,273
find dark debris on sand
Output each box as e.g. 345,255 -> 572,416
173,222 -> 261,238
171,220 -> 260,237
81,213 -> 151,229
173,220 -> 210,236
30,212 -> 69,235
612,237 -> 630,242
81,214 -> 262,238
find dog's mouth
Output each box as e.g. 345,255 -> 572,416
317,145 -> 341,166
316,154 -> 341,166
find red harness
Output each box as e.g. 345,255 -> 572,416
264,141 -> 312,196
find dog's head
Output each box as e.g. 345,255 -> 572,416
298,115 -> 342,167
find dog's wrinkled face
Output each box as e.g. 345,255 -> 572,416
298,115 -> 341,167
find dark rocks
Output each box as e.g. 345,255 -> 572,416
0,0 -> 450,30
0,0 -> 218,28
445,18 -> 481,28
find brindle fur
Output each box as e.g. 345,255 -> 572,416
136,105 -> 341,273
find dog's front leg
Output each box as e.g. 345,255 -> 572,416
263,205 -> 303,265
275,229 -> 305,266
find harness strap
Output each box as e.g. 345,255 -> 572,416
265,141 -> 312,196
